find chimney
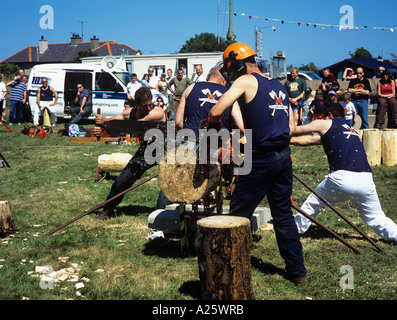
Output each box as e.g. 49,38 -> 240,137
90,36 -> 100,51
71,34 -> 82,46
39,36 -> 48,55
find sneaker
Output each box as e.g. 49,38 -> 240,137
9,123 -> 13,125
17,123 -> 21,125
1,118 -> 5,122
96,208 -> 113,220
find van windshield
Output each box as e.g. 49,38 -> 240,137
114,72 -> 131,87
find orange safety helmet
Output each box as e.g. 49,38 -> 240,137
223,43 -> 257,68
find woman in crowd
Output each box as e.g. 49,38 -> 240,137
375,70 -> 397,129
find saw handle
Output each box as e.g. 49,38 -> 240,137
96,108 -> 101,141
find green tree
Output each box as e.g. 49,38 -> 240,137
349,47 -> 373,59
0,63 -> 19,79
74,50 -> 97,63
179,32 -> 235,53
299,61 -> 319,74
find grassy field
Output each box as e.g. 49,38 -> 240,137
0,119 -> 396,302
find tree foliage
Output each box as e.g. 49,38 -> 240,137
74,50 -> 97,63
0,63 -> 20,79
179,32 -> 235,53
349,47 -> 373,59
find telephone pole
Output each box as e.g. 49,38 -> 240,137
227,0 -> 235,41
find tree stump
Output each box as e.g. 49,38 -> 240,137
0,201 -> 15,237
158,147 -> 221,204
195,215 -> 252,300
43,108 -> 51,127
382,129 -> 397,166
363,129 -> 381,166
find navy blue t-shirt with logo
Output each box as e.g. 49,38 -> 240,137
241,73 -> 291,147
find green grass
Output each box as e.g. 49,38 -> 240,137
0,120 -> 396,301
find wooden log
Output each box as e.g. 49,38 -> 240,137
43,108 -> 51,127
158,147 -> 221,204
98,153 -> 132,173
382,129 -> 397,166
195,215 -> 252,300
363,129 -> 382,166
0,201 -> 15,236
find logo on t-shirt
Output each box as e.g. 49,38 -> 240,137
269,90 -> 288,116
342,124 -> 359,139
198,88 -> 223,106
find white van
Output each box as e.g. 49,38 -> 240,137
27,57 -> 131,121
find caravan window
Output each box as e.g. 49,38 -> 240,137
95,72 -> 118,91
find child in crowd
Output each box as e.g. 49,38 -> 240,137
300,87 -> 314,125
340,92 -> 357,127
309,89 -> 327,121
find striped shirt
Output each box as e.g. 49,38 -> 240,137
10,80 -> 26,102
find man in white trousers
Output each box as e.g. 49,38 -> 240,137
34,77 -> 58,126
291,102 -> 397,244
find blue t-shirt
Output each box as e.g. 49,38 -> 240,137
10,80 -> 26,102
322,117 -> 372,173
79,89 -> 92,106
241,73 -> 291,147
184,81 -> 231,137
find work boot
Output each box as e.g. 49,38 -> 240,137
96,208 -> 113,220
292,275 -> 308,286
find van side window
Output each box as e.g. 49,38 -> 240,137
95,72 -> 117,91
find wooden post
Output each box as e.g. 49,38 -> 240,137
195,215 -> 252,300
382,129 -> 397,166
0,201 -> 15,236
363,129 -> 382,166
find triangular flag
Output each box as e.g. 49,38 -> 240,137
314,24 -> 317,28
249,16 -> 252,20
322,25 -> 325,30
281,20 -> 284,24
391,28 -> 394,32
306,23 -> 310,27
234,13 -> 236,16
257,17 -> 260,20
298,22 -> 301,27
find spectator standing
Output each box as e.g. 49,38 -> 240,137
141,74 -> 149,87
126,73 -> 142,107
300,88 -> 314,125
375,70 -> 397,129
284,67 -> 307,126
167,68 -> 193,119
166,69 -> 174,115
157,73 -> 168,98
309,89 -> 327,121
147,67 -> 159,94
191,65 -> 206,82
0,75 -> 7,122
34,77 -> 58,126
348,67 -> 371,129
340,92 -> 357,127
21,75 -> 32,123
7,74 -> 27,125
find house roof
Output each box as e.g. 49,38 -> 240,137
1,40 -> 138,64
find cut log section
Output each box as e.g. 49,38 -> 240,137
98,153 -> 132,173
195,215 -> 252,300
158,147 -> 221,204
0,201 -> 15,236
363,129 -> 382,166
382,129 -> 397,166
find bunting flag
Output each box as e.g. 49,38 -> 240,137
227,11 -> 397,32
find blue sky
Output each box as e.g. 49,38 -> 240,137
1,0 -> 397,69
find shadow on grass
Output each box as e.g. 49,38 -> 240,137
251,256 -> 287,279
115,205 -> 154,217
179,280 -> 202,300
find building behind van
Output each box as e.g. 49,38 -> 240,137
28,57 -> 130,121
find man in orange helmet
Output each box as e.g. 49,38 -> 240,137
210,43 -> 307,286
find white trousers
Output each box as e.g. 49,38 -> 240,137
33,101 -> 57,126
294,170 -> 397,242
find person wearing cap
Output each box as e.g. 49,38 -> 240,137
209,43 -> 307,286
